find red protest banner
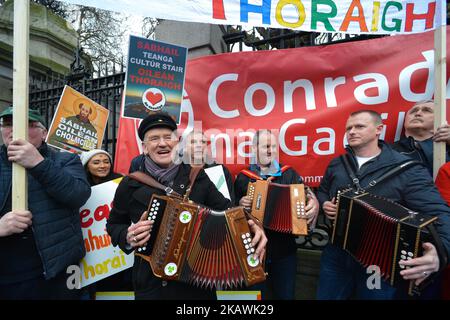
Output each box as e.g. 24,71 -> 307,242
115,28 -> 450,186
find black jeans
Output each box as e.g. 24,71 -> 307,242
0,272 -> 82,300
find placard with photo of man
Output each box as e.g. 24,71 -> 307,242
46,85 -> 109,154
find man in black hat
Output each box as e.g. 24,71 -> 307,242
107,112 -> 268,300
0,107 -> 91,299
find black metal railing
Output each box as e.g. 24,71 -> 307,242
30,48 -> 126,160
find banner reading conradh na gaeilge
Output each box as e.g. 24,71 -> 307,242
64,0 -> 446,35
114,28 -> 450,187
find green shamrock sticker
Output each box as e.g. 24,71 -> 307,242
179,211 -> 192,224
247,255 -> 259,267
164,263 -> 177,276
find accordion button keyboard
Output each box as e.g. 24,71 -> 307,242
399,261 -> 411,269
148,199 -> 161,222
296,200 -> 306,217
242,233 -> 253,249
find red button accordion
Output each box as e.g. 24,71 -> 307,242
136,194 -> 266,289
246,180 -> 308,235
332,190 -> 444,295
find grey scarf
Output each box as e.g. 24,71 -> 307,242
144,155 -> 180,186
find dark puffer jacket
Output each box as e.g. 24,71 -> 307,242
0,143 -> 91,280
318,141 -> 450,261
392,136 -> 450,176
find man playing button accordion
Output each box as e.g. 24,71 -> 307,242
235,129 -> 319,300
317,110 -> 450,300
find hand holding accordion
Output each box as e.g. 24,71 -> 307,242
332,190 -> 447,296
246,180 -> 309,235
135,193 -> 266,290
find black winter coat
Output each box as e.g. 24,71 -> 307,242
392,136 -> 450,176
0,143 -> 91,281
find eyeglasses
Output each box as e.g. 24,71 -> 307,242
0,121 -> 44,129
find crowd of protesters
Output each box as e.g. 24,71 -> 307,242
0,100 -> 449,300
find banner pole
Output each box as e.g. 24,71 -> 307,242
12,0 -> 30,210
433,24 -> 447,181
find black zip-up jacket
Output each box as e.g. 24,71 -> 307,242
392,136 -> 450,176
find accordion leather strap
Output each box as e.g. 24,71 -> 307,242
241,169 -> 263,180
364,160 -> 419,190
128,171 -> 182,198
340,154 -> 363,192
135,252 -> 151,263
243,207 -> 264,230
183,166 -> 203,201
340,154 -> 419,192
240,165 -> 291,181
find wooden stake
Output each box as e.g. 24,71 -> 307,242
12,0 -> 30,210
433,25 -> 447,180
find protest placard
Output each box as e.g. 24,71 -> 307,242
122,35 -> 187,123
79,178 -> 134,287
46,85 -> 109,154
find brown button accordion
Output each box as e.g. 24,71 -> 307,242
332,190 -> 444,295
136,194 -> 266,289
246,180 -> 308,235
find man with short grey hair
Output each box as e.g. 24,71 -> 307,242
0,107 -> 91,299
393,100 -> 450,175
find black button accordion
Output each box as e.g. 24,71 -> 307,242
332,189 -> 446,295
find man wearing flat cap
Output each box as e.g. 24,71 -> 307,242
107,112 -> 268,300
0,107 -> 91,299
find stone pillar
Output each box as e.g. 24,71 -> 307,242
155,20 -> 227,59
0,0 -> 79,110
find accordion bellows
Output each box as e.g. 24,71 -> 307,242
332,190 -> 442,295
247,180 -> 308,235
137,194 -> 266,290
